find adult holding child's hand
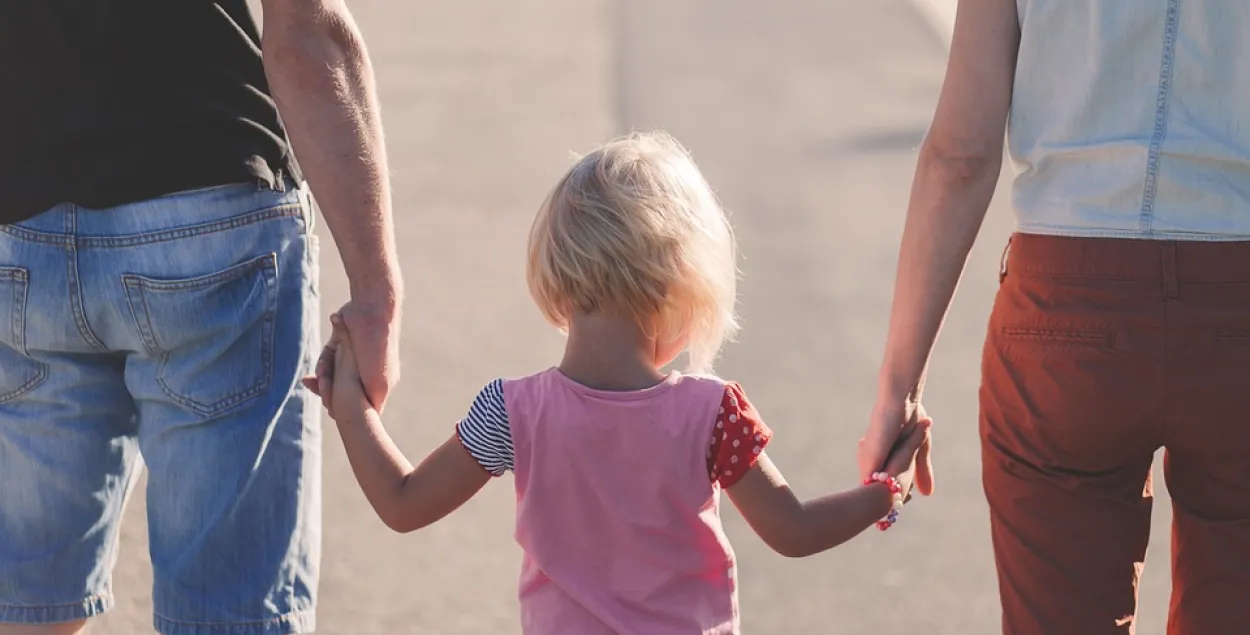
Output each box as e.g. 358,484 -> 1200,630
861,0 -> 1250,633
860,398 -> 934,497
307,296 -> 402,416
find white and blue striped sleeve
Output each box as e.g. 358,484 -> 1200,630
455,379 -> 514,477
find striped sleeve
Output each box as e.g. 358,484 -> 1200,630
455,379 -> 514,477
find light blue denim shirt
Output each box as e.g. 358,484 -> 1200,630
1009,1 -> 1250,240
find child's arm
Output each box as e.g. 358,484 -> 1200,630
336,410 -> 490,534
329,317 -> 491,533
726,421 -> 929,558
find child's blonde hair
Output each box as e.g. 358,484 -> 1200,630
527,131 -> 738,373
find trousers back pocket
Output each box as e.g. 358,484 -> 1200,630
1001,327 -> 1114,347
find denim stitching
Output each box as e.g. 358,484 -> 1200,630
1139,0 -> 1181,233
64,206 -> 109,352
0,593 -> 113,630
122,278 -> 161,354
1017,225 -> 1250,242
0,204 -> 302,247
2,268 -> 23,351
153,608 -> 314,628
0,268 -> 48,403
125,255 -> 279,416
123,253 -> 278,292
0,592 -> 112,610
0,365 -> 48,404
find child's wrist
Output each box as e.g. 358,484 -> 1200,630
863,472 -> 906,531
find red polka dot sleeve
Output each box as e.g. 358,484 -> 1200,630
707,382 -> 773,488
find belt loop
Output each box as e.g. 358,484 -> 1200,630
1162,242 -> 1178,298
999,235 -> 1013,284
257,170 -> 286,193
301,182 -> 316,233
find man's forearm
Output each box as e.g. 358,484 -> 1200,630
262,4 -> 401,309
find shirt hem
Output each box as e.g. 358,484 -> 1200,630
1016,224 -> 1250,242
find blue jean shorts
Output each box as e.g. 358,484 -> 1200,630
0,181 -> 321,634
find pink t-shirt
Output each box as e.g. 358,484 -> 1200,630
455,368 -> 773,635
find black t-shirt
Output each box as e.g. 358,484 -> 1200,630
0,0 -> 301,224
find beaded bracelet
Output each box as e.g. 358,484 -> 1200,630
863,472 -> 906,531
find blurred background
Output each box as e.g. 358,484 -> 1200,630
96,0 -> 1176,632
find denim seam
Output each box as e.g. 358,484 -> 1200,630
0,267 -> 49,403
1013,224 -> 1250,242
2,267 -> 25,351
0,592 -> 112,610
1138,0 -> 1180,234
122,253 -> 278,292
0,592 -> 113,624
0,592 -> 112,612
153,607 -> 315,632
0,204 -> 302,247
124,256 -> 279,416
122,278 -> 161,354
0,365 -> 48,404
64,205 -> 110,352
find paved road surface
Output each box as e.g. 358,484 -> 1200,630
96,1 -> 1175,632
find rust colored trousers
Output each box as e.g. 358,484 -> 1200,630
981,233 -> 1250,635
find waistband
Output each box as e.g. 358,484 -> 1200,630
1006,232 -> 1250,284
3,179 -> 310,243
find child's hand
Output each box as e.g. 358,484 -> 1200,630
328,314 -> 372,420
883,418 -> 933,501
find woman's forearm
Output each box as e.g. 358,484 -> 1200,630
875,141 -> 1001,404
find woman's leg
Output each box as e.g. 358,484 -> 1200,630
980,234 -> 1166,634
1161,243 -> 1250,635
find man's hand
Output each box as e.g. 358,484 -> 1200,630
858,400 -> 935,496
303,300 -> 400,415
337,299 -> 400,411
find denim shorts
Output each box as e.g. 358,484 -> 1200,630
0,180 -> 321,635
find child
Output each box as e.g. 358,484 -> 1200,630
311,131 -> 931,635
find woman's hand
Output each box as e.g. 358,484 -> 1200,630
859,400 -> 934,496
882,417 -> 933,499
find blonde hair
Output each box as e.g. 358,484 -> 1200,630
527,131 -> 739,373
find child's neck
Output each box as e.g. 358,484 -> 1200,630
560,313 -> 669,392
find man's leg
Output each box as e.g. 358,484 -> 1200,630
0,219 -> 140,632
85,182 -> 322,635
0,621 -> 88,635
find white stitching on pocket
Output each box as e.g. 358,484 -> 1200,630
122,254 -> 278,416
0,267 -> 48,403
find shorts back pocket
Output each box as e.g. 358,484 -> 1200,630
123,254 -> 278,416
0,267 -> 47,403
